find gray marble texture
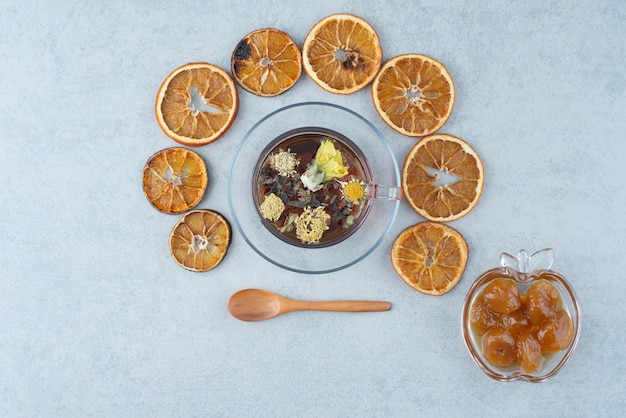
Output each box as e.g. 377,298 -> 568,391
1,0 -> 625,416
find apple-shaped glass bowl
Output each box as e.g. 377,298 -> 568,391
462,249 -> 581,382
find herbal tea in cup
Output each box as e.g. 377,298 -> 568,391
253,127 -> 401,248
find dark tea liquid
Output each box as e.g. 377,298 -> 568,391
254,127 -> 372,248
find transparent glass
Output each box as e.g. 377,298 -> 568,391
462,249 -> 581,382
228,102 -> 401,274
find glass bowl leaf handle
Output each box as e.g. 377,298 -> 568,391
500,248 -> 554,275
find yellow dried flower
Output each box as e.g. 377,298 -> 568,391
315,139 -> 348,181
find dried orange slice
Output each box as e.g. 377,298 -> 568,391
231,28 -> 302,97
142,147 -> 208,214
402,134 -> 484,222
169,209 -> 231,272
302,13 -> 382,94
390,222 -> 468,295
372,54 -> 455,136
155,62 -> 239,146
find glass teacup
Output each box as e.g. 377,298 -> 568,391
228,101 -> 401,273
253,127 -> 401,248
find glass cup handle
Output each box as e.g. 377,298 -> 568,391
368,184 -> 403,201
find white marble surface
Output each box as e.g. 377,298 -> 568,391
1,0 -> 625,416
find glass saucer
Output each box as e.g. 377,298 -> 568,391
227,102 -> 400,274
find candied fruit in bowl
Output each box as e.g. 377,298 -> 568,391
482,328 -> 517,367
469,294 -> 498,335
525,280 -> 562,325
482,278 -> 522,315
462,249 -> 581,382
516,327 -> 543,373
538,310 -> 575,354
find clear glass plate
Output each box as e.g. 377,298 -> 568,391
227,102 -> 400,274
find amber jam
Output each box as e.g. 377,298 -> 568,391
253,127 -> 373,248
467,271 -> 575,375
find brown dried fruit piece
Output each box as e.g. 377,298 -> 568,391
482,278 -> 522,315
525,280 -> 562,325
482,328 -> 516,367
538,310 -> 574,353
516,328 -> 543,373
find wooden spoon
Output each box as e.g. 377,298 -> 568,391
228,288 -> 392,322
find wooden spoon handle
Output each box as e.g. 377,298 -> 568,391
286,300 -> 392,313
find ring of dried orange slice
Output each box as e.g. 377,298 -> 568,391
169,209 -> 231,272
231,28 -> 302,97
142,147 -> 208,214
302,13 -> 382,94
391,222 -> 468,295
155,62 -> 239,146
372,54 -> 455,137
402,134 -> 484,222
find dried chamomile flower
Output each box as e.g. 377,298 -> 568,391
340,178 -> 367,203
